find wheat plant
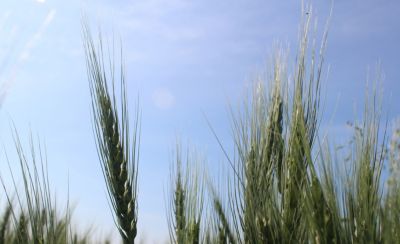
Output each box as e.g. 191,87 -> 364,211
167,145 -> 205,244
202,6 -> 398,244
83,25 -> 140,244
0,132 -> 90,244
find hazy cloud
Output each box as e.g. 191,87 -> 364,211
0,9 -> 56,106
152,88 -> 175,110
19,9 -> 56,61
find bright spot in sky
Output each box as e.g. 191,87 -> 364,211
36,0 -> 45,3
152,88 -> 175,110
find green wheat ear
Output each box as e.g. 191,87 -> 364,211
83,23 -> 140,244
167,144 -> 204,244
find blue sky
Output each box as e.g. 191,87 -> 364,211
0,0 -> 399,242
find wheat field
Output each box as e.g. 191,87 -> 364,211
0,4 -> 399,244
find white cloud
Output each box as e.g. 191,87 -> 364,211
152,88 -> 175,110
18,9 -> 56,61
36,0 -> 46,3
0,9 -> 56,105
121,0 -> 189,17
43,9 -> 56,26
